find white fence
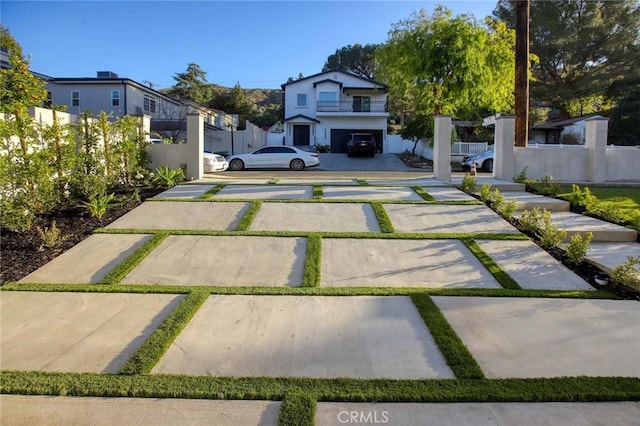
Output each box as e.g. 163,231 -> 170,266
385,135 -> 487,160
204,121 -> 267,155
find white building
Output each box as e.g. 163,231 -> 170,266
280,70 -> 389,153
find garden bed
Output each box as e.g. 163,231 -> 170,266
1,187 -> 163,284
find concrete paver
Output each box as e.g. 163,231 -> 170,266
107,201 -> 249,230
385,204 -> 520,234
153,184 -> 215,199
423,187 -> 476,201
251,203 -> 380,232
476,239 -> 593,290
0,292 -> 183,373
451,176 -> 526,191
197,177 -> 271,184
277,179 -> 357,185
152,295 -> 454,379
432,296 -> 640,378
321,239 -> 500,288
501,191 -> 570,211
586,242 -> 640,273
18,234 -> 151,284
122,236 -> 306,286
214,185 -> 313,199
0,395 -> 279,426
514,211 -> 638,242
322,186 -> 423,201
315,402 -> 640,426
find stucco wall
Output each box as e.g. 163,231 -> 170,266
606,146 -> 640,181
514,146 -> 590,181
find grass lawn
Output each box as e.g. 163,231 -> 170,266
586,187 -> 640,214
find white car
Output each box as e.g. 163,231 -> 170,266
226,146 -> 320,171
203,152 -> 229,173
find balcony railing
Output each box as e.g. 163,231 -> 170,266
317,101 -> 388,113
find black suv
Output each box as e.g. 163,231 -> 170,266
347,133 -> 376,157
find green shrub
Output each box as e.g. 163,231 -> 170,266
70,173 -> 108,202
537,210 -> 567,249
565,232 -> 593,266
489,188 -> 505,211
609,255 -> 640,292
315,143 -> 330,153
478,183 -> 492,203
152,166 -> 185,188
83,193 -> 116,219
518,208 -> 544,234
499,200 -> 518,221
0,198 -> 36,232
461,173 -> 476,194
597,203 -> 625,224
514,167 -> 528,184
36,220 -> 67,251
533,175 -> 561,196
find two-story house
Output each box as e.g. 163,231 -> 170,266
281,70 -> 388,153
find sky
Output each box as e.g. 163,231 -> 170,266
1,1 -> 498,90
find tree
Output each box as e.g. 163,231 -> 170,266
494,0 -> 640,118
322,44 -> 380,79
169,63 -> 211,104
376,7 -> 515,120
0,25 -> 23,59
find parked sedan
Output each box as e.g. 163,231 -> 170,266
226,146 -> 320,171
203,152 -> 229,173
460,147 -> 494,172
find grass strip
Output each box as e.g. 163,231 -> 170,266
411,186 -> 436,201
94,228 -> 529,241
279,392 -> 316,426
370,202 -> 395,233
235,200 -> 262,231
411,294 -> 485,379
313,185 -> 323,199
199,184 -> 225,200
2,372 -> 638,402
462,238 -> 522,290
269,179 -> 280,184
356,179 -> 369,186
302,234 -> 322,287
98,233 -> 168,285
119,290 -> 209,375
1,283 -> 616,299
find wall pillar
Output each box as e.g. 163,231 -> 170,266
186,113 -> 204,180
140,114 -> 151,142
433,115 -> 451,182
585,117 -> 608,183
494,116 -> 515,180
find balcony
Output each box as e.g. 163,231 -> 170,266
316,100 -> 388,114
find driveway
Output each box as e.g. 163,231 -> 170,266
317,153 -> 411,171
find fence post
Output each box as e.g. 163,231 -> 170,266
494,116 -> 515,180
585,117 -> 608,183
139,114 -> 151,142
186,113 -> 204,180
433,115 -> 451,181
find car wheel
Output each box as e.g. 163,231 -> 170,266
229,159 -> 244,171
484,159 -> 493,173
290,158 -> 305,171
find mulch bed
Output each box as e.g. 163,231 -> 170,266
1,187 -> 164,284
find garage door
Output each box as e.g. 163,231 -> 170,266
330,129 -> 383,153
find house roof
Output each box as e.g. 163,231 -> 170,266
532,114 -> 605,130
284,114 -> 320,123
281,70 -> 387,90
313,79 -> 343,88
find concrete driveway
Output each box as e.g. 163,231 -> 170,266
317,153 -> 411,171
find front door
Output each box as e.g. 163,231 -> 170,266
293,125 -> 310,146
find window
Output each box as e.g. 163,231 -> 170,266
318,92 -> 337,105
71,91 -> 79,107
111,90 -> 120,107
143,95 -> 156,113
296,93 -> 307,107
43,92 -> 52,108
352,96 -> 371,112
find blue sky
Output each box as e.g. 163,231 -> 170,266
1,1 -> 497,89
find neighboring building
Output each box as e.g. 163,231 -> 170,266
45,71 -> 184,119
531,114 -> 605,145
280,70 -> 389,153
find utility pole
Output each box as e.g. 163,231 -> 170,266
514,0 -> 530,147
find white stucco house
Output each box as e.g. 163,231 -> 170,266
280,70 -> 389,153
